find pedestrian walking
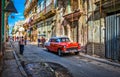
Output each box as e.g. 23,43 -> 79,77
16,36 -> 19,41
25,36 -> 27,45
19,36 -> 25,55
41,37 -> 46,47
38,38 -> 41,47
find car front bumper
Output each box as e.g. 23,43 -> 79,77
63,49 -> 80,53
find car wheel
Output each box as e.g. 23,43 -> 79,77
75,52 -> 79,55
47,48 -> 51,52
58,49 -> 62,56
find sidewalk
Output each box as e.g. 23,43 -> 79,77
2,42 -> 26,77
79,53 -> 120,68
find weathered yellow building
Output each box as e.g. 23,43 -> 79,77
24,0 -> 120,61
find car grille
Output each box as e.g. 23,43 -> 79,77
66,47 -> 78,51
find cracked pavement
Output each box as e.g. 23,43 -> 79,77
13,41 -> 120,77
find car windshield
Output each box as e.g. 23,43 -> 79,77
58,38 -> 70,42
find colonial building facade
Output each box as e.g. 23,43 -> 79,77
0,0 -> 17,75
24,0 -> 120,61
86,0 -> 120,60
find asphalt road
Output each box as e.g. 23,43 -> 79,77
15,42 -> 120,77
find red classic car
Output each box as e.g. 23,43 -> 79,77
45,36 -> 81,56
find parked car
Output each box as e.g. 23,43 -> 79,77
45,36 -> 81,56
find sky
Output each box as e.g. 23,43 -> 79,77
8,0 -> 25,35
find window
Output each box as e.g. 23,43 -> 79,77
59,38 -> 70,42
41,23 -> 43,27
50,39 -> 56,42
46,21 -> 49,25
46,0 -> 52,7
47,21 -> 51,25
41,1 -> 44,10
56,39 -> 60,42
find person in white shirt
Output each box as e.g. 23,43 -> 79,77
19,36 -> 25,55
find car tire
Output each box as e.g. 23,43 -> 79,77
47,48 -> 51,52
75,52 -> 79,55
58,49 -> 62,56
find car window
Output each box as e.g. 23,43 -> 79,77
56,39 -> 60,42
59,38 -> 70,42
50,39 -> 56,42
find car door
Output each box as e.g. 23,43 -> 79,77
49,39 -> 56,52
52,39 -> 59,52
45,40 -> 50,49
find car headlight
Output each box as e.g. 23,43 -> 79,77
63,46 -> 66,48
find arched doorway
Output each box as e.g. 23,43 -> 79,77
63,24 -> 70,37
63,10 -> 81,42
70,20 -> 79,42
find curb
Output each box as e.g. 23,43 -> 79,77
10,41 -> 28,77
79,53 -> 120,68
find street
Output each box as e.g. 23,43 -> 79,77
1,0 -> 120,77
13,42 -> 120,77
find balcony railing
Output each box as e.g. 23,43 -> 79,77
94,0 -> 120,14
45,3 -> 54,14
94,0 -> 120,9
63,10 -> 82,22
64,0 -> 79,16
37,2 -> 55,15
94,0 -> 109,3
94,0 -> 118,6
26,1 -> 56,26
94,0 -> 100,3
24,0 -> 38,17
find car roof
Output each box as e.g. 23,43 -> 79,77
50,36 -> 69,39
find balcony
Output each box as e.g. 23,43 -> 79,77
94,0 -> 109,4
44,3 -> 56,19
30,3 -> 56,25
94,0 -> 120,13
63,0 -> 79,15
63,10 -> 83,22
31,12 -> 44,25
94,0 -> 120,7
24,3 -> 31,17
30,0 -> 38,9
24,0 -> 38,18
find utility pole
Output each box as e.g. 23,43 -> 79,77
2,0 -> 5,44
0,0 -> 2,54
0,0 -> 5,76
91,0 -> 95,56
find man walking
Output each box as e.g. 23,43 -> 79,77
41,37 -> 46,47
38,38 -> 41,47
